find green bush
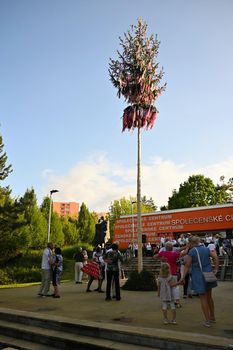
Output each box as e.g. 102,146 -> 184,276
62,244 -> 93,259
12,250 -> 41,268
0,244 -> 94,285
1,266 -> 40,284
122,269 -> 157,291
7,266 -> 41,283
0,270 -> 11,285
61,259 -> 74,281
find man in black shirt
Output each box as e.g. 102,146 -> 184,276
104,243 -> 123,301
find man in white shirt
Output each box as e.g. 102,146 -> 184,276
38,242 -> 54,297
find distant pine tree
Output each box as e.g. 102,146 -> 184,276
77,203 -> 95,244
0,133 -> 12,180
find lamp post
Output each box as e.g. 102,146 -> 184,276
47,189 -> 59,242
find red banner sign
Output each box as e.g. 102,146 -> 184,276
113,205 -> 233,248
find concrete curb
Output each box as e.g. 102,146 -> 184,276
0,308 -> 232,350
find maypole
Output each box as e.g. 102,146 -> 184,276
109,19 -> 166,272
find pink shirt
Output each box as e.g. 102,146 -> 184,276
158,250 -> 180,275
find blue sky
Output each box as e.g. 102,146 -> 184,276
0,0 -> 233,211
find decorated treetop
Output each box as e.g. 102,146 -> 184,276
109,18 -> 166,131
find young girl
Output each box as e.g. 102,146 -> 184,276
52,247 -> 63,298
157,263 -> 178,325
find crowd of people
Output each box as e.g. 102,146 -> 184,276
125,233 -> 233,260
38,241 -> 124,302
37,231 -> 231,327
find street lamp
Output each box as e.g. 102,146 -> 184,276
47,189 -> 59,242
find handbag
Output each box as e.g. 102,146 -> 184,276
202,271 -> 217,283
194,248 -> 217,283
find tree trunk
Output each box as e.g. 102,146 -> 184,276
137,126 -> 143,272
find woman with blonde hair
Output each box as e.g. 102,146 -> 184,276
179,236 -> 219,327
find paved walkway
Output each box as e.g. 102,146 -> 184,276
0,280 -> 232,346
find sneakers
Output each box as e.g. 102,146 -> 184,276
170,320 -> 177,325
53,295 -> 60,298
163,319 -> 177,325
86,289 -> 92,292
203,321 -> 211,327
210,319 -> 216,323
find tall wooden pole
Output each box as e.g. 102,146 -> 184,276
137,126 -> 143,272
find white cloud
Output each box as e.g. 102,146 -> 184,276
42,153 -> 233,212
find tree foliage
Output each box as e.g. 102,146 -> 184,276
17,188 -> 47,248
109,196 -> 157,237
50,212 -> 64,246
0,187 -> 29,262
62,217 -> 79,246
77,203 -> 96,244
167,175 -> 230,210
218,176 -> 233,203
0,130 -> 97,262
109,18 -> 166,131
0,133 -> 12,180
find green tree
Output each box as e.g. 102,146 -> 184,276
0,188 -> 29,262
141,195 -> 157,212
77,203 -> 95,244
62,217 -> 79,245
29,209 -> 47,248
217,176 -> 233,203
40,196 -> 50,217
0,133 -> 27,262
109,196 -> 156,237
50,213 -> 64,246
109,18 -> 166,272
167,174 -> 229,210
0,133 -> 12,180
17,188 -> 47,248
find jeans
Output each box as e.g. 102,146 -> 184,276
106,270 -> 120,300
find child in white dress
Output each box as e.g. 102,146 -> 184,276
157,263 -> 178,325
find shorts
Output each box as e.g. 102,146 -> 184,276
162,301 -> 176,310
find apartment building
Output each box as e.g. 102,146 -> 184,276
53,202 -> 79,218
